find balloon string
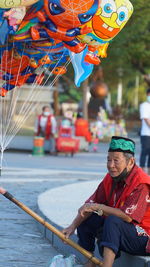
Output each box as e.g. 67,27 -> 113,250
1,42 -> 26,145
2,51 -> 64,144
0,149 -> 4,177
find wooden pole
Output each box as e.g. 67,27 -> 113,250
0,189 -> 103,266
53,79 -> 59,116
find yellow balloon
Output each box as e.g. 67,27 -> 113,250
77,0 -> 133,65
79,0 -> 133,46
0,0 -> 38,8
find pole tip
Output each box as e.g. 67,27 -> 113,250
0,187 -> 6,194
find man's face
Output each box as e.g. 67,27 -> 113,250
43,107 -> 50,113
107,151 -> 129,177
147,93 -> 150,102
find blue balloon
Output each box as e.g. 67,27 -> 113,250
69,47 -> 94,87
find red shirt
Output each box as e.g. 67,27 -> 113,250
86,178 -> 149,223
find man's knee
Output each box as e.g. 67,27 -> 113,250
104,215 -> 123,228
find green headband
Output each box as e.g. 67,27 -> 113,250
109,137 -> 135,155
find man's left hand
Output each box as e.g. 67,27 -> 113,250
79,203 -> 102,217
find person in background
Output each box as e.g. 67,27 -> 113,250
75,112 -> 92,143
58,109 -> 74,138
34,105 -> 57,155
62,136 -> 150,267
139,88 -> 150,174
61,110 -> 73,129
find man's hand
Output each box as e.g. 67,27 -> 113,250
79,203 -> 100,217
62,224 -> 76,239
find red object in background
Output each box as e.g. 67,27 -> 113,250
59,127 -> 72,138
56,126 -> 80,155
56,137 -> 79,154
75,118 -> 92,142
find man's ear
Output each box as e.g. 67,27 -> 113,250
128,157 -> 135,171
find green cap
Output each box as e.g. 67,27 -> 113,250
108,136 -> 135,155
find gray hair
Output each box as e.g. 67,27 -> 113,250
123,152 -> 134,161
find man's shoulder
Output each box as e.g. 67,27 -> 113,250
134,165 -> 150,185
140,101 -> 150,108
140,102 -> 150,118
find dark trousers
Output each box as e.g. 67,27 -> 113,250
140,136 -> 150,167
77,213 -> 149,258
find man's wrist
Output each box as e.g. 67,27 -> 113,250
95,204 -> 104,216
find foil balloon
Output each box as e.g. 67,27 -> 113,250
0,38 -> 69,96
0,9 -> 15,44
0,47 -> 51,96
78,0 -> 133,64
15,0 -> 99,53
0,6 -> 27,44
0,0 -> 39,9
3,7 -> 26,30
69,47 -> 94,87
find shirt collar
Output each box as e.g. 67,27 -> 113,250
125,164 -> 137,186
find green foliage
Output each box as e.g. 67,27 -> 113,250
59,84 -> 82,103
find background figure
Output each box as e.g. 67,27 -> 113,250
75,112 -> 92,141
61,109 -> 73,129
58,109 -> 74,138
139,88 -> 150,174
34,105 -> 57,154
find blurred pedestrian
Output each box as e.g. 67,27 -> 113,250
139,88 -> 150,174
34,105 -> 57,154
75,112 -> 92,143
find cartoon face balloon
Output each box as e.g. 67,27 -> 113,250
0,0 -> 38,9
44,0 -> 99,29
79,0 -> 133,46
92,0 -> 133,40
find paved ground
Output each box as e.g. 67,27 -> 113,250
0,138 -> 141,267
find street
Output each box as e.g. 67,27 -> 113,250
0,139 -> 140,267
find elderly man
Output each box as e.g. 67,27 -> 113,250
62,136 -> 150,267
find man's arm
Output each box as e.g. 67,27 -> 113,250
120,184 -> 149,223
79,203 -> 132,223
144,118 -> 150,127
51,116 -> 57,135
34,118 -> 39,135
62,180 -> 107,238
62,205 -> 92,238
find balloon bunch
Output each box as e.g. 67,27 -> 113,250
0,0 -> 133,96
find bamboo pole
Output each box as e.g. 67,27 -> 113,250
0,187 -> 103,266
